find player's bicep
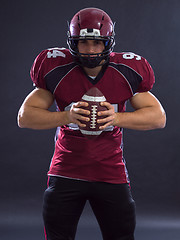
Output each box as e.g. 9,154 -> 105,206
129,91 -> 162,110
21,88 -> 54,110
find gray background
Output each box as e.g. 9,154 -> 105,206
0,0 -> 180,239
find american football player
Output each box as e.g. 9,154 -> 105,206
17,7 -> 166,240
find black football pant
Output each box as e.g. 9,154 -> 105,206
43,176 -> 136,240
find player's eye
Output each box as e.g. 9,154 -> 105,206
94,40 -> 102,45
79,39 -> 87,44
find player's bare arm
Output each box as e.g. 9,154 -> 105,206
98,91 -> 166,130
18,88 -> 66,129
18,88 -> 90,130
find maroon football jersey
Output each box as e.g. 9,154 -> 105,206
30,48 -> 155,184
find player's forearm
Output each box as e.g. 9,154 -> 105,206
114,106 -> 166,130
17,105 -> 69,130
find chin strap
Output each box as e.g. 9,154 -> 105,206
74,55 -> 109,68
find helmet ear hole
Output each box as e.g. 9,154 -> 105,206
72,40 -> 78,50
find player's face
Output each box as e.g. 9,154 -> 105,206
77,39 -> 105,56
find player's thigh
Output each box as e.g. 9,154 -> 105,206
43,177 -> 86,240
89,183 -> 136,240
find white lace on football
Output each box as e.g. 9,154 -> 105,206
90,105 -> 97,129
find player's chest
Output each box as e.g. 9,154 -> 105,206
48,66 -> 133,110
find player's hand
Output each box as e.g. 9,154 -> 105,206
68,102 -> 90,127
97,102 -> 116,130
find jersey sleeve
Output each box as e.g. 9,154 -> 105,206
136,58 -> 155,93
30,50 -> 48,89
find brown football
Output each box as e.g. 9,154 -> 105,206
79,87 -> 107,138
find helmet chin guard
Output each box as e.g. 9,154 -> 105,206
73,54 -> 107,69
67,8 -> 115,68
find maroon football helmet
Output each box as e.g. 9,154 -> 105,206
67,8 -> 115,68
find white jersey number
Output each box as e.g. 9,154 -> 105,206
123,52 -> 141,61
47,48 -> 66,58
